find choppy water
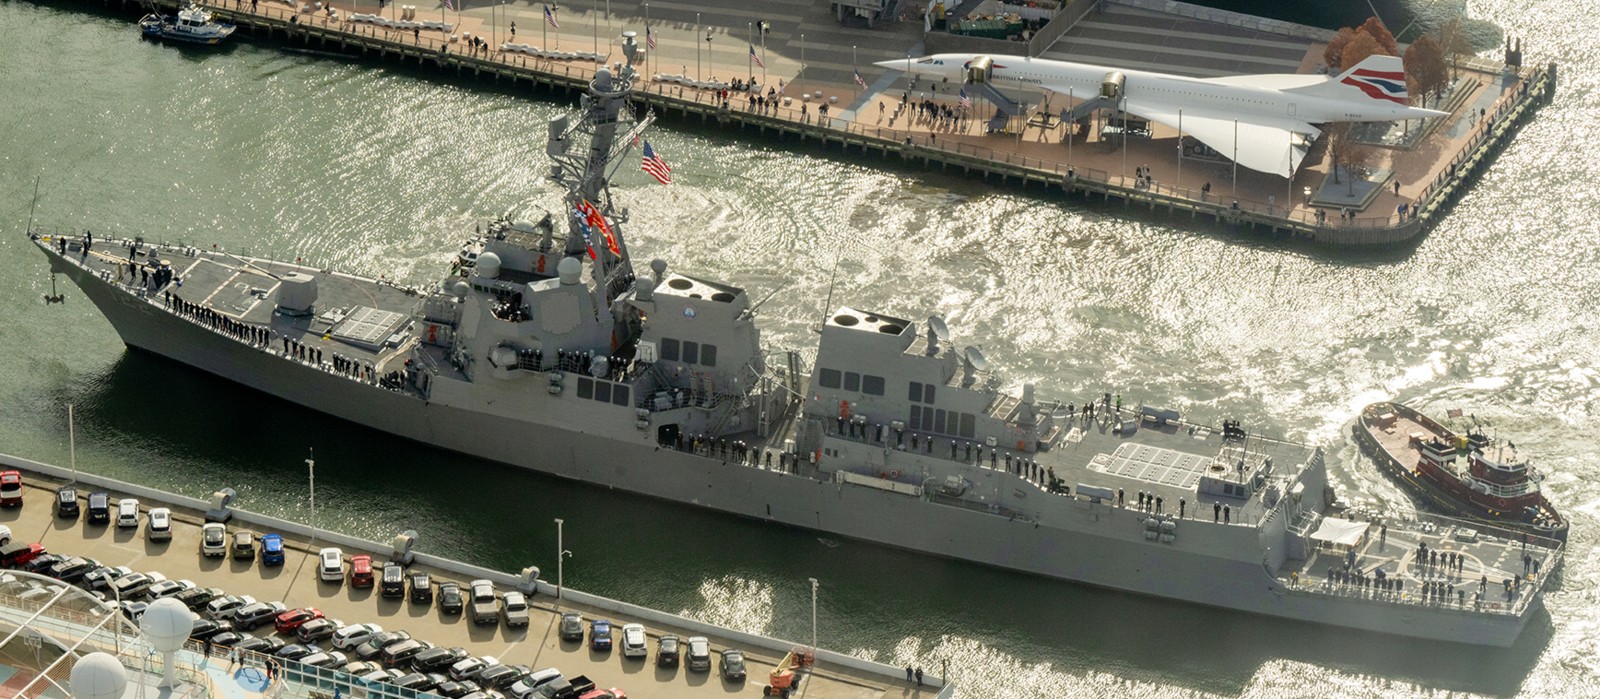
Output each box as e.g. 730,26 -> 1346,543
1,0 -> 1597,697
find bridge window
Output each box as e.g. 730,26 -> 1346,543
681,341 -> 699,365
577,377 -> 593,399
819,368 -> 842,389
909,382 -> 922,402
863,375 -> 885,396
594,381 -> 613,404
700,344 -> 717,367
661,338 -> 680,362
844,372 -> 861,392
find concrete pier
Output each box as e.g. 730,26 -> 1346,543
88,0 -> 1552,247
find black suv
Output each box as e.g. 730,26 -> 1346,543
86,492 -> 110,525
55,487 -> 79,519
381,562 -> 406,598
409,572 -> 433,604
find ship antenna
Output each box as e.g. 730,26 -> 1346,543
24,175 -> 40,239
818,249 -> 841,331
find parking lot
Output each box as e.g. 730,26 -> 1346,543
0,477 -> 921,699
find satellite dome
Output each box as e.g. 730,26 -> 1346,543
476,252 -> 502,279
452,281 -> 471,298
140,598 -> 195,652
70,652 -> 127,699
558,257 -> 582,285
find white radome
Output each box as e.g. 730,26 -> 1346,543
140,597 -> 195,652
70,652 -> 128,699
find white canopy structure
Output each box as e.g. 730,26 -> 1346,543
1310,517 -> 1371,548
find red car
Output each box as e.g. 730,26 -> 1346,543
0,542 -> 45,568
350,555 -> 374,588
274,607 -> 325,634
0,471 -> 22,507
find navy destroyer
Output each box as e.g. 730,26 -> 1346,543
29,34 -> 1559,646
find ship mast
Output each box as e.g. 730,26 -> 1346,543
546,32 -> 653,314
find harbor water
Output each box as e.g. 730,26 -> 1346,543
1,0 -> 1597,696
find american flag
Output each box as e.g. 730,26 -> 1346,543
646,26 -> 656,49
641,140 -> 673,185
749,45 -> 764,69
959,88 -> 972,109
853,71 -> 867,89
1447,408 -> 1464,418
544,4 -> 559,28
443,0 -> 453,10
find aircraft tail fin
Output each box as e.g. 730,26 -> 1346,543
1285,54 -> 1411,105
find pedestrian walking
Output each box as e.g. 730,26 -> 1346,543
915,667 -> 924,686
906,665 -> 913,682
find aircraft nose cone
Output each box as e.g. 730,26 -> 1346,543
874,59 -> 909,70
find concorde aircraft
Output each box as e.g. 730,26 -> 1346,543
875,53 -> 1449,176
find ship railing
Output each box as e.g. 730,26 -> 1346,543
1282,572 -> 1539,616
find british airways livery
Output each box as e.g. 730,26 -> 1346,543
877,53 -> 1449,176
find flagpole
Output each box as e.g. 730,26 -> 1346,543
800,33 -> 805,82
1067,87 -> 1073,165
747,23 -> 753,82
592,0 -> 597,57
695,13 -> 701,83
760,22 -> 766,86
644,3 -> 650,80
542,4 -> 547,50
853,45 -> 859,100
1177,107 -> 1182,194
1232,118 -> 1238,200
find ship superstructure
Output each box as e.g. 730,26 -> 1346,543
29,32 -> 1561,647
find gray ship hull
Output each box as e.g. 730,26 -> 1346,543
48,250 -> 1534,646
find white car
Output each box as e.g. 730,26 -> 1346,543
115,499 -> 140,528
200,523 -> 227,557
620,623 -> 647,658
331,622 -> 384,650
147,508 -> 172,542
318,547 -> 344,582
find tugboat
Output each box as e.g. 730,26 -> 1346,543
139,4 -> 236,45
1355,402 -> 1567,541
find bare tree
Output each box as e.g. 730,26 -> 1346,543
1438,18 -> 1475,82
1325,122 -> 1374,196
1404,35 -> 1449,108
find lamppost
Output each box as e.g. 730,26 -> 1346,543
808,577 -> 818,656
555,518 -> 572,599
306,451 -> 317,548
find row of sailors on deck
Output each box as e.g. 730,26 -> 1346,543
670,433 -> 804,474
1415,542 -> 1468,575
172,297 -> 271,348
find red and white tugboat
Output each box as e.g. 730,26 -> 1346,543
1356,402 -> 1567,541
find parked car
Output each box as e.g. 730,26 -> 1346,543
115,498 -> 140,528
146,578 -> 194,600
231,531 -> 255,561
147,508 -> 173,542
577,689 -> 626,699
359,669 -> 403,684
685,636 -> 710,672
209,631 -> 244,648
55,486 -> 78,518
448,656 -> 493,682
318,548 -> 344,583
232,601 -> 289,630
235,636 -> 285,655
655,635 -> 679,667
411,646 -> 469,673
341,660 -> 382,676
189,618 -> 233,641
501,592 -> 530,628
84,565 -> 132,592
297,618 -> 341,644
110,571 -> 166,599
120,600 -> 149,621
381,562 -> 406,598
298,651 -> 350,668
559,613 -> 584,642
275,644 -> 316,661
24,553 -> 63,574
380,639 -> 435,668
350,554 -> 374,588
469,579 -> 498,625
409,571 -> 433,603
438,582 -> 464,615
175,586 -> 224,610
204,594 -> 256,620
619,623 -> 646,658
719,649 -> 746,682
353,630 -> 412,661
476,664 -> 520,690
589,620 -> 612,651
260,534 -> 285,566
389,673 -> 436,691
331,622 -> 384,650
274,607 -> 325,634
200,523 -> 227,557
0,470 -> 22,507
509,668 -> 563,699
436,680 -> 482,698
48,557 -> 96,584
86,492 -> 110,524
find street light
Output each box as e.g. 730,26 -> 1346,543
555,518 -> 572,600
306,451 -> 317,548
808,577 -> 818,657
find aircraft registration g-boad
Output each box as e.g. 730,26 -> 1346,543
876,53 -> 1450,176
